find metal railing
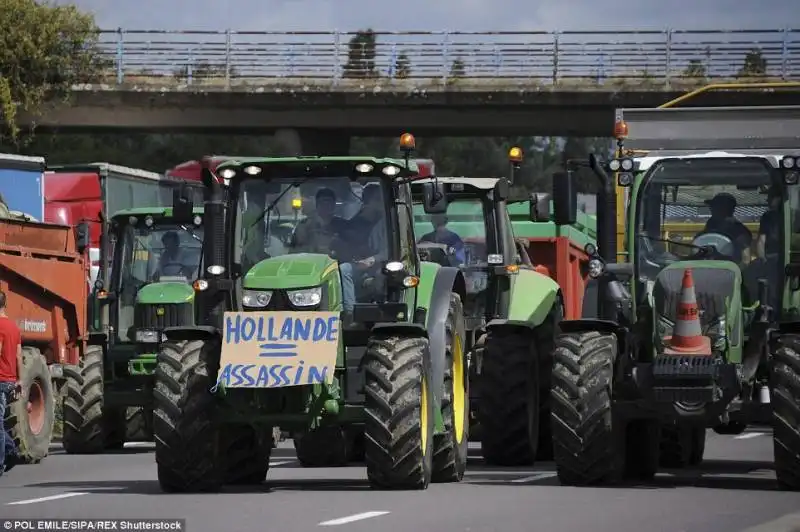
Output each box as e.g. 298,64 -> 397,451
89,29 -> 800,90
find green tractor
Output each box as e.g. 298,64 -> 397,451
153,138 -> 470,492
410,170 -> 564,466
548,104 -> 800,489
62,207 -> 204,452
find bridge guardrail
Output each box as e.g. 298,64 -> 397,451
86,29 -> 800,90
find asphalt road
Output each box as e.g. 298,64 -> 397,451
1,428 -> 799,532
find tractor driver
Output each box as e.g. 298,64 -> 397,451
293,188 -> 347,254
158,231 -> 191,277
338,183 -> 388,317
419,214 -> 466,264
701,193 -> 753,262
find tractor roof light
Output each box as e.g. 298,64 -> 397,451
785,170 -> 800,185
219,168 -> 236,179
781,156 -> 797,169
291,198 -> 302,210
614,120 -> 629,140
399,133 -> 416,152
508,146 -> 523,164
355,163 -> 373,173
243,165 -> 261,175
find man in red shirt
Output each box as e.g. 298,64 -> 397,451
0,289 -> 21,476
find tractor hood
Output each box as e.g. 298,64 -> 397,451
136,282 -> 196,305
244,253 -> 337,290
652,260 -> 743,350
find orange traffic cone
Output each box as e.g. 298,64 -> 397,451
664,269 -> 712,355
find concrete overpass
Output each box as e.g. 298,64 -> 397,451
20,28 -> 800,153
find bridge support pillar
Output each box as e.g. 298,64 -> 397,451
273,128 -> 351,156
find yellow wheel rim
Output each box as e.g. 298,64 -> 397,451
452,333 -> 466,444
420,376 -> 429,455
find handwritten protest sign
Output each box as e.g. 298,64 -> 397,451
216,311 -> 340,389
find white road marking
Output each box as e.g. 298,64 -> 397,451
734,432 -> 766,440
269,460 -> 293,466
319,511 -> 390,526
7,492 -> 89,505
510,472 -> 557,484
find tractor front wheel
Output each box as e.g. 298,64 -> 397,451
551,331 -> 622,486
771,334 -> 800,491
431,293 -> 469,483
363,334 -> 434,489
225,425 -> 271,485
153,340 -> 223,493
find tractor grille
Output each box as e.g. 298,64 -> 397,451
134,302 -> 194,329
653,267 -> 736,328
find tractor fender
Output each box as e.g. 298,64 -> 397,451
87,332 -> 107,346
423,265 -> 466,414
370,322 -> 428,337
494,269 -> 560,330
559,318 -> 622,336
163,325 -> 220,343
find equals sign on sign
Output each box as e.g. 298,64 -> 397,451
259,343 -> 297,357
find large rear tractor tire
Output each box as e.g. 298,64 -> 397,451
125,407 -> 152,442
225,425 -> 272,485
153,340 -> 223,493
6,348 -> 55,463
432,293 -> 469,483
294,426 -> 351,467
363,334 -> 434,489
771,334 -> 800,491
62,346 -> 125,454
533,302 -> 562,462
479,329 -> 540,466
551,331 -> 622,486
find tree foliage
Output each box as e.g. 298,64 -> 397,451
739,48 -> 767,77
0,0 -> 104,143
394,52 -> 411,79
682,59 -> 707,79
343,29 -> 377,79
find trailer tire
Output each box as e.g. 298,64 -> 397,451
364,334 -> 434,489
771,334 -> 800,491
551,331 -> 622,486
479,330 -> 539,466
713,421 -> 746,435
154,340 -> 223,493
7,348 -> 55,463
624,420 -> 660,481
294,426 -> 351,467
225,425 -> 271,485
432,293 -> 469,483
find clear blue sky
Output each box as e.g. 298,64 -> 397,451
59,0 -> 795,31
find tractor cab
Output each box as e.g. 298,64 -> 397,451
106,208 -> 205,346
411,176 -> 544,326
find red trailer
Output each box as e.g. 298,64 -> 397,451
0,216 -> 90,462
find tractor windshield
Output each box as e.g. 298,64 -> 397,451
635,157 -> 780,294
414,199 -> 488,267
114,222 -> 204,341
235,176 -> 390,271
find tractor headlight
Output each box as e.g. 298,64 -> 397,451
588,258 -> 605,279
288,287 -> 322,307
242,289 -> 272,308
706,317 -> 727,350
135,329 -> 160,343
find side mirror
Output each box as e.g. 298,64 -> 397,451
529,193 -> 551,222
422,182 -> 448,214
75,222 -> 90,254
172,184 -> 194,222
552,171 -> 577,226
